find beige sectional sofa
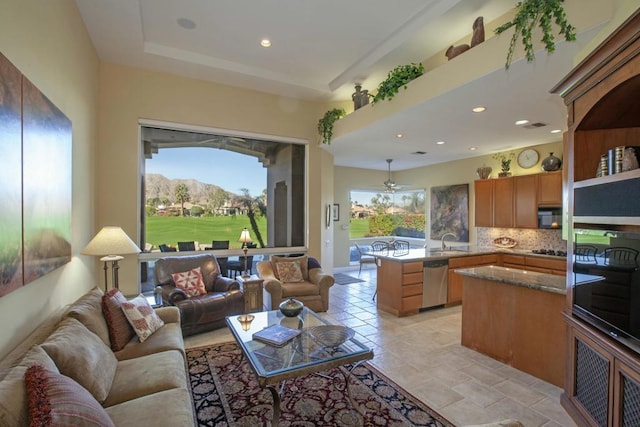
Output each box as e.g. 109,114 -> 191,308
0,287 -> 194,426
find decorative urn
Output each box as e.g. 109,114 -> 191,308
541,152 -> 562,171
279,298 -> 304,317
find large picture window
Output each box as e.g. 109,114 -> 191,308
140,125 -> 306,252
349,189 -> 426,239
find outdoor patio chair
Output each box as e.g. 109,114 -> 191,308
177,241 -> 196,251
209,240 -> 229,275
159,244 -> 177,252
355,243 -> 376,276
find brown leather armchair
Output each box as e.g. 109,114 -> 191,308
256,255 -> 334,312
154,253 -> 244,336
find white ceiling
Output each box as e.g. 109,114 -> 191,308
75,0 -> 608,171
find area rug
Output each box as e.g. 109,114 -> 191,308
333,272 -> 366,285
186,341 -> 454,426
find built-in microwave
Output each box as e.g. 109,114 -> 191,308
538,207 -> 562,229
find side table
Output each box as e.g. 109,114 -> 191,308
237,274 -> 264,313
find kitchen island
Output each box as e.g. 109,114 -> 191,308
455,265 -> 566,387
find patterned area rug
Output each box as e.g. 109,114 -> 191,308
333,273 -> 366,285
186,342 -> 454,426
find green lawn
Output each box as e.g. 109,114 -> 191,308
145,216 -> 266,249
349,218 -> 370,238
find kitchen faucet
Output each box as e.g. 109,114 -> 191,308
441,233 -> 456,250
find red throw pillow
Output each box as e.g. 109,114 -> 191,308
102,289 -> 135,351
24,364 -> 115,427
171,267 -> 207,297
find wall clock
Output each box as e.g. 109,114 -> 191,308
517,148 -> 539,169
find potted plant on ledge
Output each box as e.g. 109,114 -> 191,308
494,0 -> 576,69
317,108 -> 346,145
493,152 -> 516,177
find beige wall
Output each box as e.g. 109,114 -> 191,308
97,63 -> 335,294
0,0 -> 99,358
333,141 -> 563,267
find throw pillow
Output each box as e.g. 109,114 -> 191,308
171,267 -> 207,297
272,255 -> 308,279
40,317 -> 118,403
66,287 -> 111,346
275,260 -> 304,283
102,288 -> 136,351
121,295 -> 165,342
25,364 -> 115,427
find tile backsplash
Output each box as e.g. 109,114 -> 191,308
476,228 -> 566,251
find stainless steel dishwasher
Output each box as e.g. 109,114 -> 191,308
422,259 -> 449,309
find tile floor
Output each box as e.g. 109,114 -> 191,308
184,265 -> 577,427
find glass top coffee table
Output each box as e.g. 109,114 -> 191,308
226,308 -> 374,426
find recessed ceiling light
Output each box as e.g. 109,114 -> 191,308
260,39 -> 271,48
550,129 -> 562,134
177,18 -> 196,30
472,106 -> 486,113
396,133 -> 404,138
469,147 -> 477,151
515,119 -> 529,125
436,141 -> 446,145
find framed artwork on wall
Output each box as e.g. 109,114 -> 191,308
430,184 -> 469,242
0,52 -> 72,296
332,204 -> 340,221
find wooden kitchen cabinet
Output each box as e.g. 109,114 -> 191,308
493,178 -> 514,227
550,10 -> 640,425
474,179 -> 493,227
538,170 -> 562,205
448,254 -> 498,305
475,170 -> 562,228
501,253 -> 567,276
377,259 -> 422,316
514,174 -> 538,228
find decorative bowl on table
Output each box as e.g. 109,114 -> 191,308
308,325 -> 355,347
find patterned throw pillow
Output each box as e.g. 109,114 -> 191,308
102,289 -> 136,351
275,261 -> 304,283
171,267 -> 207,297
121,295 -> 165,342
24,364 -> 115,427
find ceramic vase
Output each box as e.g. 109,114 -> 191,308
476,166 -> 492,179
541,152 -> 562,171
279,298 -> 304,317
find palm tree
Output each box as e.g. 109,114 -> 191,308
236,188 -> 266,247
174,183 -> 190,216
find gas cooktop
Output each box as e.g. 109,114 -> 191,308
531,249 -> 567,257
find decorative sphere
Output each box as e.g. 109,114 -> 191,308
279,298 -> 304,317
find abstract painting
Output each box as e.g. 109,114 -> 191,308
0,53 -> 23,296
0,52 -> 72,296
430,184 -> 469,242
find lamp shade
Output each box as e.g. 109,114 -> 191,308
238,228 -> 252,244
81,226 -> 141,256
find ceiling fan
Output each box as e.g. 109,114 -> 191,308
381,159 -> 409,193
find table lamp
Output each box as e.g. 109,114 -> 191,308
81,226 -> 141,291
238,228 -> 252,278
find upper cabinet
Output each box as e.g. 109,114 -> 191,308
475,171 -> 563,229
552,9 -> 640,225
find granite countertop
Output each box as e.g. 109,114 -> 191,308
454,265 -> 567,295
366,245 -> 566,262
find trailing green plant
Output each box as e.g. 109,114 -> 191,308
495,0 -> 576,69
372,63 -> 425,104
317,108 -> 346,144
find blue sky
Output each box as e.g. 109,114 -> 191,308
146,147 -> 267,196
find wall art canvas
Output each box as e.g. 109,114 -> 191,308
0,53 -> 23,296
22,77 -> 72,284
430,184 -> 469,242
0,52 -> 72,295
